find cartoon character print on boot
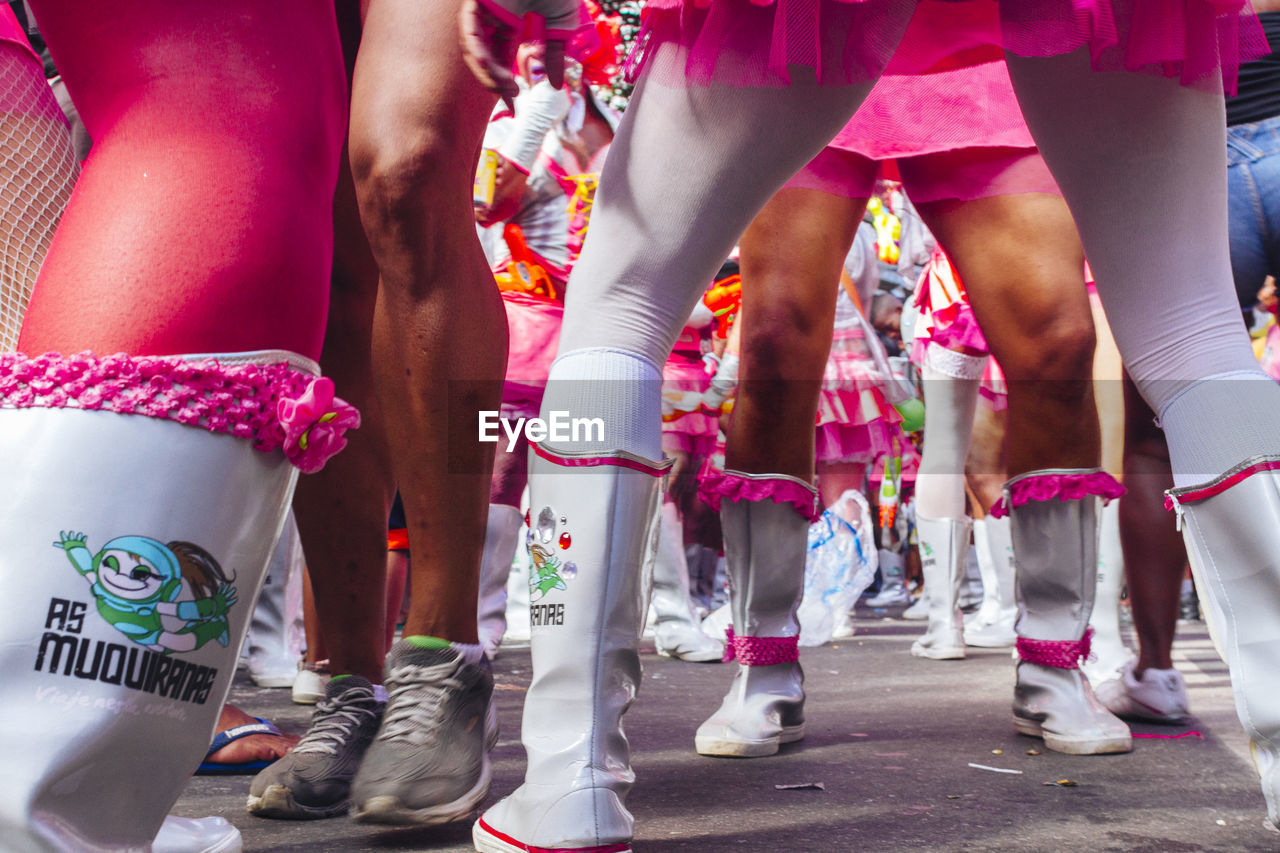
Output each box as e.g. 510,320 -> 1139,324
54,532 -> 237,653
526,507 -> 575,627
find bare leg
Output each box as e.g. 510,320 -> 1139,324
1120,376 -> 1183,675
350,0 -> 505,644
917,193 -> 1098,477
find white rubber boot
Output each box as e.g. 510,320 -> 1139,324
1082,497 -> 1135,689
1167,456 -> 1280,827
964,515 -> 1017,648
865,549 -> 911,608
151,816 -> 242,853
0,350 -> 344,850
694,471 -> 815,758
1005,469 -> 1132,755
650,501 -> 724,662
245,511 -> 306,687
477,504 -> 523,660
911,516 -> 970,660
473,444 -> 668,853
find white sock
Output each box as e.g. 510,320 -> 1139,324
1004,48 -> 1280,485
540,347 -> 664,459
915,357 -> 984,519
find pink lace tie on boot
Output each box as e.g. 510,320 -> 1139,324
698,468 -> 822,523
722,626 -> 800,666
0,352 -> 359,473
1017,627 -> 1094,670
990,470 -> 1126,519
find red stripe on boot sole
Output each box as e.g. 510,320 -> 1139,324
476,817 -> 630,853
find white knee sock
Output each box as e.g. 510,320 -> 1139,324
540,347 -> 664,459
1004,49 -> 1280,486
915,355 -> 985,520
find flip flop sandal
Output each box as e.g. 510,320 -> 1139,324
196,717 -> 287,775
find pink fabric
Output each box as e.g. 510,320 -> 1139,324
662,352 -> 718,440
816,419 -> 894,464
699,469 -> 822,522
1017,627 -> 1093,669
833,59 -> 1034,160
18,2 -> 345,362
501,291 -> 564,417
978,356 -> 1008,412
867,438 -> 921,487
0,352 -> 358,472
723,626 -> 801,665
990,471 -> 1126,518
0,7 -> 39,63
633,0 -> 1264,93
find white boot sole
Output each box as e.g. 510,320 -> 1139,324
910,642 -> 965,660
695,724 -> 804,758
1013,716 -> 1132,755
472,817 -> 632,853
353,758 -> 491,826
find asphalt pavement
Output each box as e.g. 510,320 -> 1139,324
175,610 -> 1279,852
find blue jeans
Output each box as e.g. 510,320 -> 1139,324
1228,115 -> 1280,311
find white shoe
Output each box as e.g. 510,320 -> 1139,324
1094,660 -> 1190,724
246,513 -> 306,688
695,473 -> 812,757
650,502 -> 724,663
901,594 -> 929,621
292,661 -> 331,705
475,444 -> 667,852
1005,469 -> 1132,755
910,516 -> 969,660
152,816 -> 243,853
1167,456 -> 1280,826
864,549 -> 912,607
477,504 -> 523,660
963,606 -> 1018,648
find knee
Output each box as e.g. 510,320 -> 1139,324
1005,311 -> 1097,383
350,122 -> 471,237
741,307 -> 829,380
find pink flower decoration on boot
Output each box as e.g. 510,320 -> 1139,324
278,377 -> 360,474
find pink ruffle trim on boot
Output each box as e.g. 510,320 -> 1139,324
699,469 -> 822,523
989,470 -> 1125,519
723,626 -> 800,666
1017,627 -> 1093,670
0,352 -> 359,473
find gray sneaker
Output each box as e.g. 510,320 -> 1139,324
246,675 -> 384,819
350,639 -> 495,826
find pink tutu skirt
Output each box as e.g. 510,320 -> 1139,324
633,0 -> 1264,94
662,341 -> 719,457
815,327 -> 904,463
500,291 -> 563,421
910,249 -> 1008,410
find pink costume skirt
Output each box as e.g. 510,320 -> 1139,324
783,32 -> 1062,202
661,329 -> 718,457
815,327 -> 903,463
499,291 -> 563,421
634,0 -> 1264,94
910,249 -> 1008,410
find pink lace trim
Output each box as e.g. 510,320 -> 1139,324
698,470 -> 822,523
1017,627 -> 1093,670
722,626 -> 800,666
0,352 -> 359,473
990,471 -> 1125,519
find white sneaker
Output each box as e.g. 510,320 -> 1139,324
901,593 -> 929,621
292,661 -> 331,705
1095,660 -> 1190,725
